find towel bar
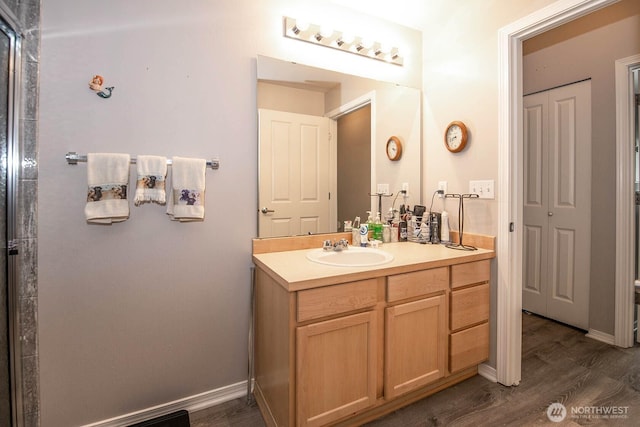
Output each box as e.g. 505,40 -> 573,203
65,152 -> 220,170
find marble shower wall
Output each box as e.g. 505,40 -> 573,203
3,0 -> 40,425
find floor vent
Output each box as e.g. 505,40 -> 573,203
128,410 -> 190,427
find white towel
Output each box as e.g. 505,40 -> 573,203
134,155 -> 167,206
166,156 -> 206,221
84,153 -> 131,224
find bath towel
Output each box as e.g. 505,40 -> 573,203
84,153 -> 131,224
166,156 -> 206,221
134,155 -> 167,206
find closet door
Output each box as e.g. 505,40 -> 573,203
523,80 -> 591,330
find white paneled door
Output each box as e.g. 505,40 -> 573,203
258,109 -> 331,238
523,80 -> 591,330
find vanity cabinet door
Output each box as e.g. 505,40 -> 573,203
296,311 -> 377,427
384,294 -> 447,399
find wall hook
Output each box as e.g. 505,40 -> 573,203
97,87 -> 114,98
89,75 -> 115,99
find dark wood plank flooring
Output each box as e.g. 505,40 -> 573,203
189,313 -> 640,426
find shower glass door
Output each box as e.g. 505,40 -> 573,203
0,15 -> 17,427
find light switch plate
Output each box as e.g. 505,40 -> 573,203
469,180 -> 495,199
377,183 -> 390,195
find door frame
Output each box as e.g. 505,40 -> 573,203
497,0 -> 621,386
614,53 -> 640,347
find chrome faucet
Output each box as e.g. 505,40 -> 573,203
322,239 -> 349,251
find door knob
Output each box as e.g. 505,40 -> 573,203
261,207 -> 275,214
548,212 -> 553,216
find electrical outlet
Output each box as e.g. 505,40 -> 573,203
377,183 -> 390,195
469,180 -> 495,199
438,181 -> 447,198
402,182 -> 409,193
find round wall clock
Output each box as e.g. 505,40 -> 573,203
444,121 -> 469,153
386,136 -> 403,161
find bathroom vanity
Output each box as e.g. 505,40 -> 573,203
252,233 -> 494,427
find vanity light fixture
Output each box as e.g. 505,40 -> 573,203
283,16 -> 403,66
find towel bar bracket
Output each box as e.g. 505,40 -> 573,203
66,151 -> 79,165
65,152 -> 220,170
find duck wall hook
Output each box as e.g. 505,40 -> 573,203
89,75 -> 115,99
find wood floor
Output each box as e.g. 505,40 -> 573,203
189,313 -> 640,426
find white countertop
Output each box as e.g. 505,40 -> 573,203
253,242 -> 495,292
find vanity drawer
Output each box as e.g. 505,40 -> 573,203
451,260 -> 490,289
450,283 -> 490,331
387,267 -> 449,303
449,322 -> 489,373
297,279 -> 378,322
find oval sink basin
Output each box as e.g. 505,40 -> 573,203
306,247 -> 394,267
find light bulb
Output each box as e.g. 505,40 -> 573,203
320,25 -> 333,39
336,32 -> 354,47
379,42 -> 393,54
292,19 -> 309,35
360,38 -> 374,49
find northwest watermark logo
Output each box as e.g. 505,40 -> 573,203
547,403 -> 630,422
547,403 -> 567,422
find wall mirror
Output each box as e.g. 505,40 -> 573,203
257,55 -> 422,238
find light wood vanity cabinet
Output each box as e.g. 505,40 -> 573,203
253,246 -> 493,427
449,260 -> 490,373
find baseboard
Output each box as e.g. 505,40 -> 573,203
82,380 -> 248,427
477,363 -> 497,382
585,329 -> 615,345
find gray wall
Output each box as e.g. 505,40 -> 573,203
37,1 -> 422,425
523,0 -> 640,335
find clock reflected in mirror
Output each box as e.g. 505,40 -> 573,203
386,136 -> 403,161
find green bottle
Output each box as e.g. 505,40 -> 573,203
373,212 -> 383,241
365,211 -> 374,243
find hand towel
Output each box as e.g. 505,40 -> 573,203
84,153 -> 131,224
166,156 -> 206,221
134,155 -> 167,206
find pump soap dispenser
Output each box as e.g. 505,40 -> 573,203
373,212 -> 383,242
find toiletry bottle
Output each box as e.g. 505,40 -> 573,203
420,215 -> 430,243
391,210 -> 399,243
430,214 -> 440,244
382,224 -> 391,243
373,212 -> 383,242
441,210 -> 450,243
405,212 -> 413,242
386,207 -> 394,224
366,211 -> 373,241
352,216 -> 361,245
359,223 -> 369,247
